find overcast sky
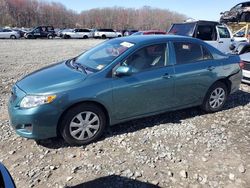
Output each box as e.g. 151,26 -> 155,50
51,0 -> 244,21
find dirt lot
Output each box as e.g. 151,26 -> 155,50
0,39 -> 250,188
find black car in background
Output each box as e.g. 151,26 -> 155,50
24,26 -> 56,39
220,1 -> 250,23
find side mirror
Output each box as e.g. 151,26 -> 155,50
220,12 -> 224,15
0,163 -> 16,188
114,66 -> 132,77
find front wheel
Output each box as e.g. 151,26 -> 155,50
201,82 -> 228,113
60,104 -> 106,145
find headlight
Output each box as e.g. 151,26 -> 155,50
20,95 -> 56,108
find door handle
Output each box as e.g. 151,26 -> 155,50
219,41 -> 224,43
207,66 -> 215,71
162,73 -> 172,79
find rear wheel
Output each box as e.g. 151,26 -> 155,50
60,104 -> 107,145
10,35 -> 16,39
201,82 -> 228,113
101,35 -> 106,39
83,35 -> 88,39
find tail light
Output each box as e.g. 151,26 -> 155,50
239,60 -> 246,69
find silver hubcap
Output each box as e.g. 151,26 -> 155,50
209,87 -> 225,109
69,111 -> 100,141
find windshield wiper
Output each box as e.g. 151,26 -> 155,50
70,59 -> 88,74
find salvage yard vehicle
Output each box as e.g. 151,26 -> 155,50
0,28 -> 20,39
220,1 -> 250,23
168,20 -> 250,54
93,29 -> 122,39
24,26 -> 56,39
62,28 -> 92,39
8,35 -> 243,145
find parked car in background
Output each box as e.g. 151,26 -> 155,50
220,1 -> 250,23
168,20 -> 250,54
93,29 -> 122,39
0,28 -> 20,39
63,28 -> 92,39
24,26 -> 55,39
122,29 -> 139,36
0,163 -> 16,188
12,28 -> 26,38
57,28 -> 73,38
8,35 -> 242,145
240,52 -> 250,84
132,30 -> 166,35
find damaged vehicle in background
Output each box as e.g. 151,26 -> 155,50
220,1 -> 250,23
0,28 -> 20,39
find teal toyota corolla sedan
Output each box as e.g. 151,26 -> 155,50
8,35 -> 243,145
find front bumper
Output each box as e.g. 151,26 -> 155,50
242,69 -> 250,84
8,103 -> 60,139
7,85 -> 61,139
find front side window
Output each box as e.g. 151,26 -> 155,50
173,42 -> 212,64
122,43 -> 167,73
217,26 -> 231,38
74,40 -> 135,71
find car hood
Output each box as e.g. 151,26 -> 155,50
17,61 -> 86,94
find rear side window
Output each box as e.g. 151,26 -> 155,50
173,42 -> 212,64
217,27 -> 231,38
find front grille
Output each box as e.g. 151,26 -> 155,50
244,62 -> 250,71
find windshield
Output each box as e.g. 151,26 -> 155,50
75,40 -> 135,71
169,23 -> 196,36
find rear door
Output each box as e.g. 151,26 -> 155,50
172,41 -> 219,106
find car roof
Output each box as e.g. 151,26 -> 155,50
173,20 -> 220,25
114,35 -> 200,44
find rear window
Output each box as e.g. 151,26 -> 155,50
169,23 -> 195,37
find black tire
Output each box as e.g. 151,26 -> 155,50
101,35 -> 106,39
83,35 -> 88,39
27,35 -> 33,39
10,35 -> 16,39
201,82 -> 228,113
47,35 -> 53,39
64,35 -> 70,39
60,104 -> 107,145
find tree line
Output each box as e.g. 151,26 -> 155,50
0,0 -> 186,30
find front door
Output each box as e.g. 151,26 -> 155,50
112,43 -> 175,120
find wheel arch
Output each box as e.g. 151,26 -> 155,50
56,100 -> 110,137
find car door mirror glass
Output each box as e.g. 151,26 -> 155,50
115,66 -> 132,77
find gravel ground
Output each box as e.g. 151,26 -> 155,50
0,39 -> 250,188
